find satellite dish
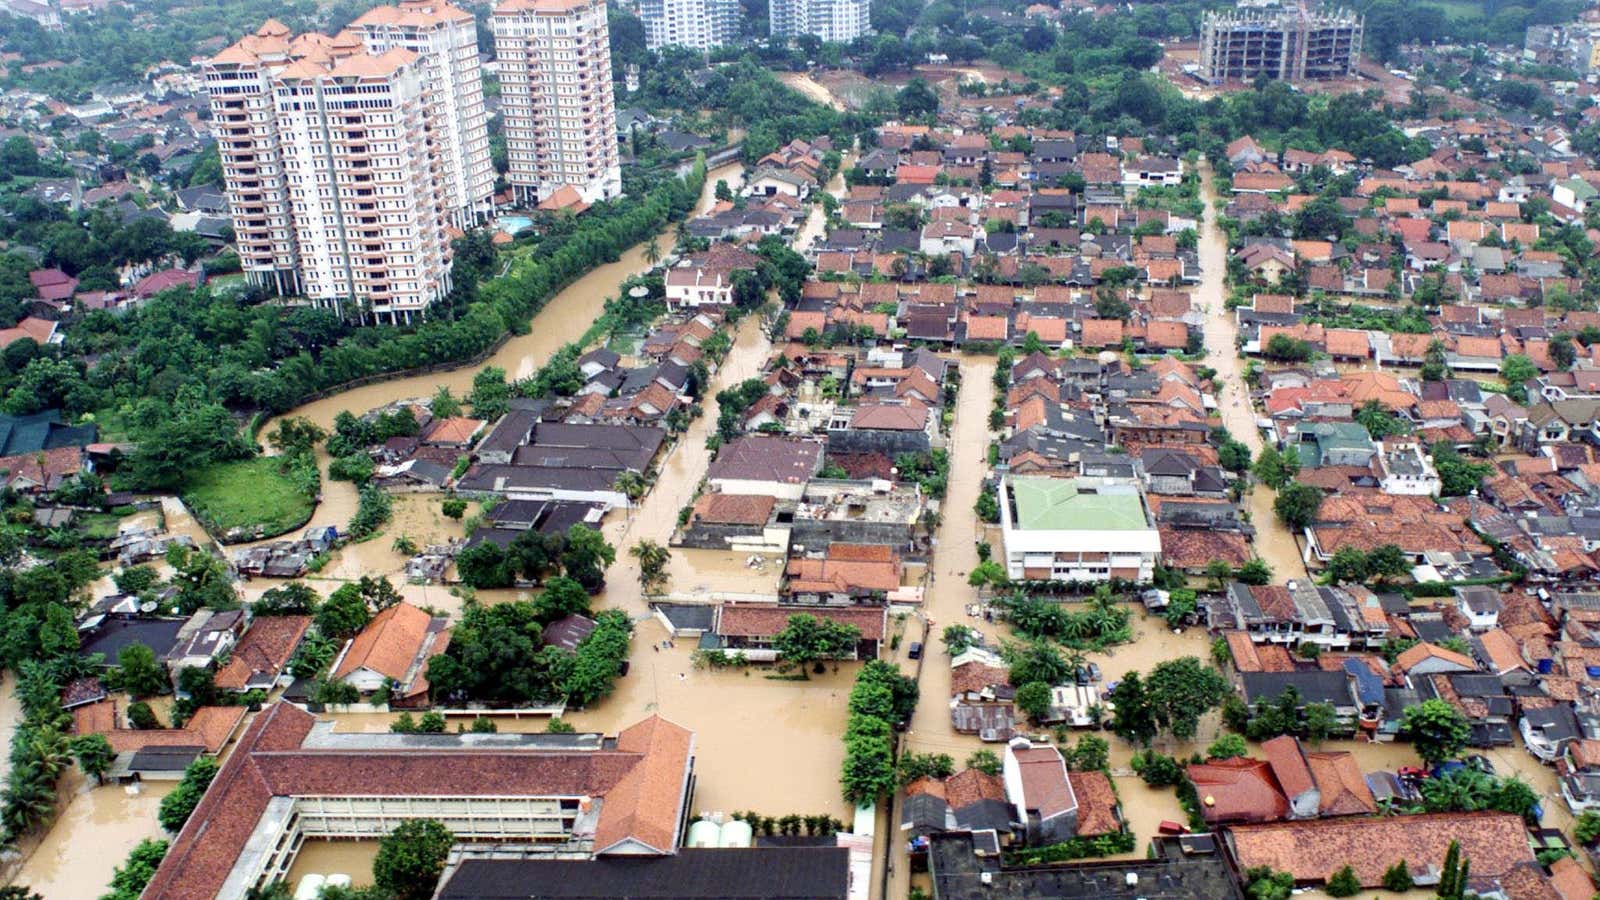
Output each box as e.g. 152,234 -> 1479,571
139,601 -> 158,614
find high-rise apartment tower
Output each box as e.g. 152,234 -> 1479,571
641,0 -> 740,51
492,0 -> 622,207
203,4 -> 491,322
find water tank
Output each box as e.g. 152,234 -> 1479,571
688,819 -> 722,848
293,875 -> 325,900
719,819 -> 754,848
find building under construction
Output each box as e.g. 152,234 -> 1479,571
1199,4 -> 1363,84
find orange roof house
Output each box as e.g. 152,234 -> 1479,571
330,602 -> 451,704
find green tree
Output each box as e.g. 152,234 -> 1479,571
127,701 -> 161,730
533,575 -> 591,623
157,757 -> 220,833
1206,733 -> 1248,760
1324,865 -> 1359,897
1420,338 -> 1450,382
560,524 -> 615,591
630,539 -> 671,595
1204,558 -> 1234,592
1014,681 -> 1054,723
773,614 -> 862,673
1436,840 -> 1464,900
1576,810 -> 1600,845
1236,558 -> 1272,585
1399,698 -> 1471,765
896,752 -> 954,786
1066,734 -> 1110,772
113,642 -> 168,699
967,560 -> 1007,589
373,819 -> 455,900
1146,656 -> 1230,741
1501,353 -> 1537,402
69,733 -> 114,784
315,585 -> 372,640
430,386 -> 461,419
468,366 -> 511,422
441,498 -> 468,519
1302,702 -> 1340,744
1381,859 -> 1413,891
1274,482 -> 1323,530
1251,445 -> 1297,490
942,624 -> 977,656
1324,546 -> 1369,584
1108,671 -> 1157,746
966,749 -> 1001,776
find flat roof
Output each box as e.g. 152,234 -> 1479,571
1008,476 -> 1148,532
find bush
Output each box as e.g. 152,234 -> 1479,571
1324,865 -> 1359,897
1381,860 -> 1413,892
442,498 -> 467,519
127,701 -> 161,730
373,819 -> 454,900
157,757 -> 219,833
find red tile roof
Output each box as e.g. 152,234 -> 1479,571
1227,812 -> 1533,888
142,703 -> 693,899
716,602 -> 886,640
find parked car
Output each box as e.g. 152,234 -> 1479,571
1464,754 -> 1495,775
908,642 -> 923,660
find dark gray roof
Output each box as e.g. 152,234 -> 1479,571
1240,671 -> 1354,707
0,410 -> 96,457
79,617 -> 187,664
928,831 -> 1242,900
656,604 -> 717,631
435,848 -> 850,899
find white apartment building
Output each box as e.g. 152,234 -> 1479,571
350,1 -> 496,225
997,475 -> 1161,584
492,0 -> 622,206
204,8 -> 489,322
641,0 -> 741,51
769,0 -> 870,44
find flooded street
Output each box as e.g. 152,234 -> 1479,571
593,312 -> 774,612
13,777 -> 172,899
1196,161 -> 1308,581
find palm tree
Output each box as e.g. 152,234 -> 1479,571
631,539 -> 672,596
644,236 -> 661,267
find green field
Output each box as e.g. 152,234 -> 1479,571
182,456 -> 316,541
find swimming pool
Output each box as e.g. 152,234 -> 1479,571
499,215 -> 534,234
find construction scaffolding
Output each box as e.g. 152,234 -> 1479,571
1199,3 -> 1364,84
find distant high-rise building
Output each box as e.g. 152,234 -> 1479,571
1199,3 -> 1363,84
769,0 -> 869,44
492,0 -> 622,207
350,0 -> 496,223
641,0 -> 740,51
203,7 -> 487,323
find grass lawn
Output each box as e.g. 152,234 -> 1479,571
78,511 -> 126,542
182,456 -> 316,541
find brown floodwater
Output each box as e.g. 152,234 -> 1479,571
1196,163 -> 1309,581
283,839 -> 378,891
238,163 -> 743,579
13,776 -> 173,899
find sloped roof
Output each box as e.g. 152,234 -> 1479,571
332,602 -> 434,682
